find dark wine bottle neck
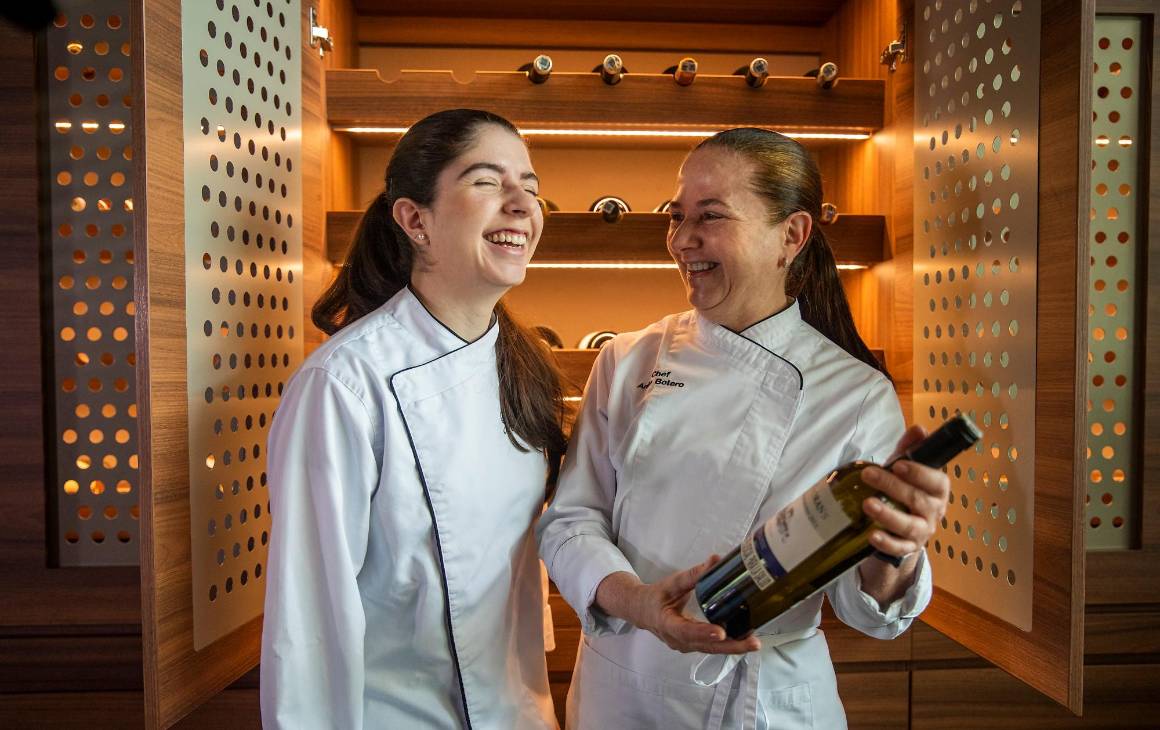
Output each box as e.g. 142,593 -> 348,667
891,415 -> 981,469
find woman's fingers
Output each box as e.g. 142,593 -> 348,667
869,528 -> 921,558
661,613 -> 761,654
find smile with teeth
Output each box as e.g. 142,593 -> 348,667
686,261 -> 718,273
483,231 -> 529,247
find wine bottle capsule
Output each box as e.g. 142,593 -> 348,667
819,202 -> 839,225
590,196 -> 630,223
536,196 -> 559,217
598,53 -> 625,85
738,57 -> 769,88
653,199 -> 673,214
526,54 -> 553,84
533,325 -> 564,349
815,61 -> 838,89
672,57 -> 698,86
577,330 -> 617,349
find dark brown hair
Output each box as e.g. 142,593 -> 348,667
313,109 -> 567,485
696,128 -> 890,381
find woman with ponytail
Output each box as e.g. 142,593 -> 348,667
262,109 -> 564,729
539,129 -> 949,729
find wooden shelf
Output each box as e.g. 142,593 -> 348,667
325,211 -> 887,266
326,69 -> 885,134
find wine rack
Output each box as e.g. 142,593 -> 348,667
325,211 -> 887,266
325,68 -> 885,134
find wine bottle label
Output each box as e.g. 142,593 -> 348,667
761,478 -> 852,574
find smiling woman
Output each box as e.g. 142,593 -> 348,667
539,129 -> 949,730
262,109 -> 566,729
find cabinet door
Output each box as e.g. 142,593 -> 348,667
134,0 -> 338,725
910,0 -> 1090,714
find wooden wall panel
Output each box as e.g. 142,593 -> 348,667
356,16 -> 824,54
912,665 -> 1160,729
0,10 -> 140,629
837,670 -> 910,730
816,0 -> 911,417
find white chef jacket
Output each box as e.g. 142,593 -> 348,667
538,301 -> 931,730
261,287 -> 557,730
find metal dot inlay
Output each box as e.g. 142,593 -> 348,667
1086,16 -> 1142,549
183,0 -> 303,649
915,0 -> 1039,629
46,0 -> 139,566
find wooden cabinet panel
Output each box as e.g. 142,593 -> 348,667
837,670 -> 909,730
912,665 -> 1160,729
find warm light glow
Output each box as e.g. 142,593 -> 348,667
564,396 -> 582,403
529,262 -> 677,269
337,126 -> 872,141
55,120 -> 73,132
81,121 -> 100,132
108,121 -> 126,132
528,262 -> 869,270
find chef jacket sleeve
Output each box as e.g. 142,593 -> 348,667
826,375 -> 934,639
260,366 -> 379,730
537,344 -> 638,637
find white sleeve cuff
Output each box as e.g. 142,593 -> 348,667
548,532 -> 638,636
832,549 -> 932,639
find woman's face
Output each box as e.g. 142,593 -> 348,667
416,124 -> 543,299
666,147 -> 806,331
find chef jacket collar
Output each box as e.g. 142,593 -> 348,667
693,299 -> 804,386
392,285 -> 500,357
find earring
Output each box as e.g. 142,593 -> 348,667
415,233 -> 426,241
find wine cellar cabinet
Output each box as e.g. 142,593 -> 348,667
9,0 -> 1160,727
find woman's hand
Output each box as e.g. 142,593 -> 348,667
861,425 -> 952,558
856,424 -> 951,605
594,559 -> 761,655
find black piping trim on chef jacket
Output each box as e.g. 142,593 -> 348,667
406,284 -> 498,345
721,311 -> 804,390
385,315 -> 500,730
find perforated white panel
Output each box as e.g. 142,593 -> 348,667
1086,16 -> 1142,550
183,0 -> 303,648
46,1 -> 140,566
914,0 -> 1039,630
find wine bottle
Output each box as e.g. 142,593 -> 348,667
665,57 -> 698,86
695,414 -> 981,639
577,330 -> 617,349
536,196 -> 559,217
533,325 -> 564,349
735,57 -> 769,88
522,54 -> 553,84
590,196 -> 630,223
814,61 -> 838,89
597,54 -> 625,85
819,202 -> 839,225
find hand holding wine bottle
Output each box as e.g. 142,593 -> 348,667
594,416 -> 968,649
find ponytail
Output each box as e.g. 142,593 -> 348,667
696,128 -> 890,381
495,303 -> 568,491
788,227 -> 891,381
312,193 -> 411,335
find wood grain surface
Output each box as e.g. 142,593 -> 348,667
326,210 -> 888,266
326,69 -> 885,133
